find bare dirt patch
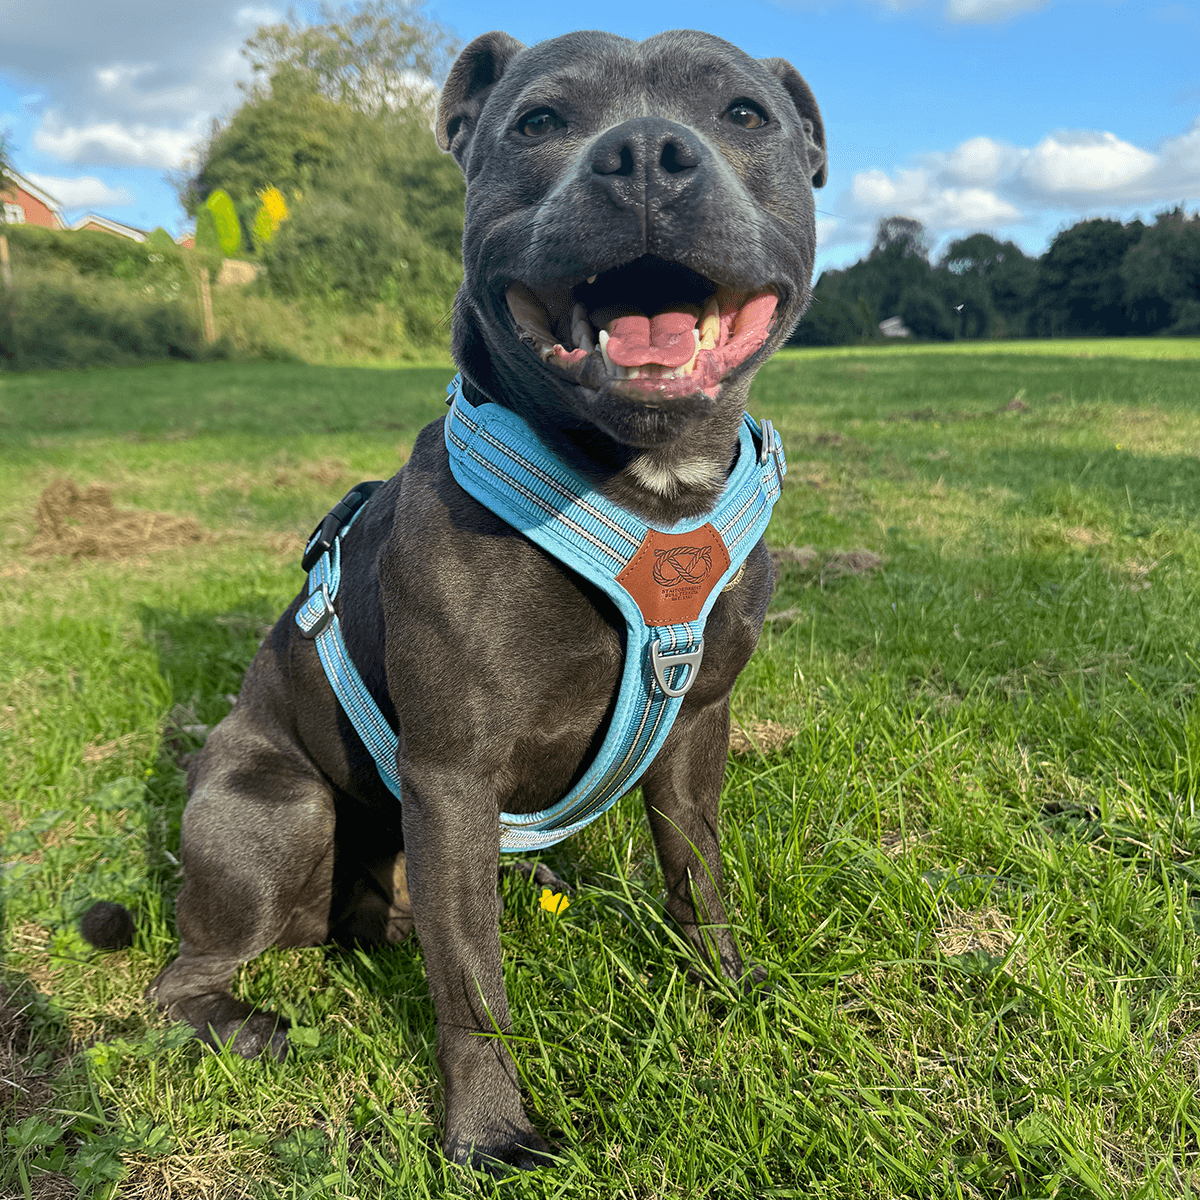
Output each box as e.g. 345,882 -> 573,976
729,718 -> 799,757
770,545 -> 884,595
28,480 -> 204,560
936,907 -> 1021,966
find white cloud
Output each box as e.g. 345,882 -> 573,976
849,166 -> 1019,230
24,171 -> 135,209
835,118 -> 1200,252
33,112 -> 205,169
944,0 -> 1049,22
932,136 -> 1024,187
235,5 -> 282,27
1020,131 -> 1156,195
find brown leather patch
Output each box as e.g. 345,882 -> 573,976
616,523 -> 732,625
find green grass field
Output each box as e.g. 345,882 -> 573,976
2,340 -> 1199,1199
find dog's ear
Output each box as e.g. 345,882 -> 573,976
760,59 -> 827,188
436,32 -> 526,167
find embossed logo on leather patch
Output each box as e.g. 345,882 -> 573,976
616,524 -> 732,625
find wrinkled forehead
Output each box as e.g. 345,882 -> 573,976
489,29 -> 779,124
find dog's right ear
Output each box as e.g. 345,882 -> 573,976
436,32 -> 526,167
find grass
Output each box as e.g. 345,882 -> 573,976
2,340 -> 1199,1198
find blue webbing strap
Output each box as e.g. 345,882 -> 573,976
297,375 -> 786,853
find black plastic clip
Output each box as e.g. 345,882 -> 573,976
301,480 -> 385,573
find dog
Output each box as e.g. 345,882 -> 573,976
122,29 -> 825,1172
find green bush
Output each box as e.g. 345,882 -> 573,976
0,268 -> 215,370
205,190 -> 244,257
4,223 -> 158,279
263,182 -> 460,346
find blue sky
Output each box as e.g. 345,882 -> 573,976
2,0 -> 1198,273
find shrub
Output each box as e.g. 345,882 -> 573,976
205,190 -> 244,257
0,267 -> 214,370
263,185 -> 460,347
4,223 -> 156,279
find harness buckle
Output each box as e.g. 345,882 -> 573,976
298,582 -> 336,640
758,418 -> 785,492
650,637 -> 705,698
300,481 -> 386,573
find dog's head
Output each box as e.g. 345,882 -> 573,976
437,30 -> 825,503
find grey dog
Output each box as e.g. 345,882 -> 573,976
133,28 -> 825,1172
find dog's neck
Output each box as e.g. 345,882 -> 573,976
461,376 -> 740,525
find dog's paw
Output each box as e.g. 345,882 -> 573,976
445,1124 -> 557,1175
209,1012 -> 290,1062
156,989 -> 290,1062
507,860 -> 573,895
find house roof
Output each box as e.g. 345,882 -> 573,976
2,170 -> 66,218
70,213 -> 148,242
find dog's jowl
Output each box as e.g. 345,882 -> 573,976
124,29 -> 825,1172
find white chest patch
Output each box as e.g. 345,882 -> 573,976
627,454 -> 723,498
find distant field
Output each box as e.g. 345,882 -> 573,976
2,345 -> 1199,1198
781,336 -> 1200,360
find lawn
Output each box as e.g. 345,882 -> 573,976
2,341 -> 1199,1199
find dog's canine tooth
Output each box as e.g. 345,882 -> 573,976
586,274 -> 597,285
699,295 -> 719,350
571,303 -> 594,353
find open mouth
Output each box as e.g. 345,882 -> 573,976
504,257 -> 780,399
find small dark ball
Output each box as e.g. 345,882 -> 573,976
79,901 -> 135,950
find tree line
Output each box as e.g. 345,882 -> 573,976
794,211 -> 1200,345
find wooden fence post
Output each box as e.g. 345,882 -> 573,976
0,235 -> 12,288
198,267 -> 216,344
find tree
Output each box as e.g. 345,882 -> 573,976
1120,208 -> 1200,335
862,217 -> 938,323
789,272 -> 877,345
872,216 -> 930,261
1034,217 -> 1144,337
897,285 -> 956,340
242,1 -> 456,115
941,232 -> 1037,335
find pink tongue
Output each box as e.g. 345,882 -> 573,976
606,310 -> 698,368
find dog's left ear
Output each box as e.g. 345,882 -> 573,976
760,59 -> 827,188
436,31 -> 527,168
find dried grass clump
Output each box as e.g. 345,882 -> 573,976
29,479 -> 203,559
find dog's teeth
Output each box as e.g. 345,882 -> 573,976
699,295 -> 719,350
586,274 -> 597,285
679,330 -> 700,376
571,303 -> 594,353
598,328 -> 616,376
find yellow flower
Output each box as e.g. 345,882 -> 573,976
539,888 -> 570,914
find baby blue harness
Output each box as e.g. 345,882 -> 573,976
296,375 -> 786,852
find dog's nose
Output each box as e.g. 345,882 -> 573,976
590,118 -> 707,211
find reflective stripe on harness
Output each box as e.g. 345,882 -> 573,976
298,374 -> 786,853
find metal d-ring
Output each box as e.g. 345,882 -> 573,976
650,637 -> 705,698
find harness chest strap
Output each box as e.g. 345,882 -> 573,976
297,375 -> 786,853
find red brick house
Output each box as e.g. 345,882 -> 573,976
0,170 -> 66,229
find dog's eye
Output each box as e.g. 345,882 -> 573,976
725,100 -> 767,130
519,108 -> 565,138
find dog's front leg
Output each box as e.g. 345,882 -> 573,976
400,777 -> 553,1173
640,697 -> 757,986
